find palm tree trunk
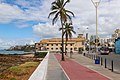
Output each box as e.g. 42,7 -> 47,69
60,15 -> 65,61
65,34 -> 67,55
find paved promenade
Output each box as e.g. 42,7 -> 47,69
54,54 -> 110,80
46,53 -> 120,80
72,53 -> 120,80
46,53 -> 68,80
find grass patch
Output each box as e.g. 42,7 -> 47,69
8,62 -> 39,76
20,62 -> 39,68
8,66 -> 26,75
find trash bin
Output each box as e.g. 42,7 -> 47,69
95,59 -> 100,64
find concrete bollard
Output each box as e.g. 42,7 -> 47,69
111,60 -> 113,72
101,57 -> 103,65
105,58 -> 107,68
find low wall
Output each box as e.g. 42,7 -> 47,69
29,51 -> 49,80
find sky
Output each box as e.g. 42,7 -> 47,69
0,0 -> 119,49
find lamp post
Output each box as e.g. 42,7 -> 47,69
91,0 -> 101,53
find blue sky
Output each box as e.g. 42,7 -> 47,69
0,0 -> 45,49
0,0 -> 120,49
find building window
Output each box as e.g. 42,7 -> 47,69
51,44 -> 53,46
70,48 -> 72,50
47,48 -> 49,50
47,44 -> 49,46
66,48 -> 67,50
56,48 -> 58,50
51,48 -> 53,50
70,44 -> 72,46
56,44 -> 58,46
38,44 -> 40,45
74,47 -> 77,51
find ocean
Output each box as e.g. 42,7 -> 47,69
0,50 -> 25,54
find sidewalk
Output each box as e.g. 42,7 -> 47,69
54,54 -> 110,80
46,53 -> 68,80
72,53 -> 120,80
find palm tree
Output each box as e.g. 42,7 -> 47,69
48,0 -> 74,61
59,22 -> 76,55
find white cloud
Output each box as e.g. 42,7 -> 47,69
30,0 -> 120,39
0,0 -> 120,39
32,23 -> 61,39
0,3 -> 22,23
0,38 -> 35,49
0,0 -> 51,24
62,0 -> 120,38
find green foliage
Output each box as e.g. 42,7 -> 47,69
10,78 -> 16,80
0,75 -> 7,79
20,62 -> 39,68
59,22 -> 76,53
8,66 -> 26,75
8,62 -> 39,75
35,52 -> 47,58
48,0 -> 74,61
7,45 -> 35,52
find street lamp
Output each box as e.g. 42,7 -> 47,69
91,0 -> 101,53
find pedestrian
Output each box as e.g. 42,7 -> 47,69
70,50 -> 73,58
65,51 -> 67,56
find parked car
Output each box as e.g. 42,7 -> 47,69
100,47 -> 109,55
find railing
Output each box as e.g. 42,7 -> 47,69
29,51 -> 49,80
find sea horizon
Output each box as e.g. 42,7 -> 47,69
0,50 -> 34,54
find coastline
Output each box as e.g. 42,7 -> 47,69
0,50 -> 35,55
0,53 -> 34,57
0,51 -> 42,80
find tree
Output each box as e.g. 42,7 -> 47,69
59,22 -> 76,55
48,0 -> 74,61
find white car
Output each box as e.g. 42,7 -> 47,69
100,47 -> 109,55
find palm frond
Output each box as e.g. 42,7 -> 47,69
59,27 -> 62,31
61,0 -> 64,5
66,9 -> 75,17
52,0 -> 57,5
52,12 -> 60,25
71,29 -> 76,34
51,5 -> 59,10
65,13 -> 72,23
48,10 -> 57,18
63,0 -> 70,7
52,17 -> 58,25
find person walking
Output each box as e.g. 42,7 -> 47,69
70,50 -> 73,58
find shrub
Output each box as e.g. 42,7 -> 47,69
34,52 -> 47,58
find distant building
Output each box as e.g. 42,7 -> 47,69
35,37 -> 85,52
99,38 -> 113,47
77,34 -> 84,38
